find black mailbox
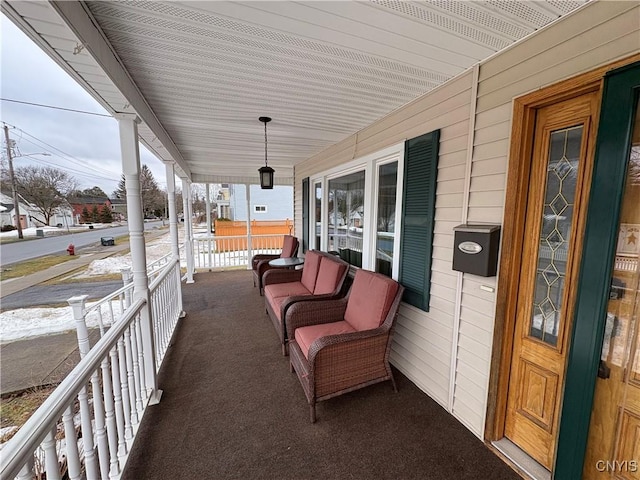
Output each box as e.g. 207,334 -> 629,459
453,224 -> 501,277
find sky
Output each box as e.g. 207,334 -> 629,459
0,14 -> 168,197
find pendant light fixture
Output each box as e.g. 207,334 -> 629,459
258,116 -> 274,189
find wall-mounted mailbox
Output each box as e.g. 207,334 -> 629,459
453,224 -> 501,277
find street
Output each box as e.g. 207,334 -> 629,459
0,221 -> 164,265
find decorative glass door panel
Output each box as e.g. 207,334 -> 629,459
530,126 -> 583,347
583,99 -> 640,480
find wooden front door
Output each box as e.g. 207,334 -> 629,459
504,92 -> 599,469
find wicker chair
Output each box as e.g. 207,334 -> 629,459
287,269 -> 404,422
251,235 -> 299,294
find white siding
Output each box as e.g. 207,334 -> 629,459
292,0 -> 640,441
449,0 -> 640,438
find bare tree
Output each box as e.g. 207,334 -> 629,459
12,165 -> 77,225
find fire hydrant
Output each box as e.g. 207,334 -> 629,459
67,243 -> 75,256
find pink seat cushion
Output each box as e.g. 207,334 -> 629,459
295,321 -> 356,359
314,257 -> 347,295
344,270 -> 399,331
264,282 -> 311,304
280,236 -> 298,258
300,251 -> 323,292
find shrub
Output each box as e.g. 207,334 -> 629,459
1,225 -> 16,232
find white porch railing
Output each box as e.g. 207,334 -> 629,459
192,234 -> 285,269
0,259 -> 183,480
149,259 -> 183,366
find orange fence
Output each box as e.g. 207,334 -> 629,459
214,219 -> 293,251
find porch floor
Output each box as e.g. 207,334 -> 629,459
122,270 -> 519,480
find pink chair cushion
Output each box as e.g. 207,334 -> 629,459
300,251 -> 323,292
344,270 -> 400,332
314,257 -> 347,295
264,282 -> 311,305
294,321 -> 356,359
280,236 -> 297,258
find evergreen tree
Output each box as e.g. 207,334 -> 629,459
81,206 -> 91,223
100,206 -> 113,223
91,204 -> 100,223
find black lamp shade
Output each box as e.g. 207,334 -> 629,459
259,165 -> 275,189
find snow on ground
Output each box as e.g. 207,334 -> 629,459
0,229 -> 174,343
0,300 -> 124,343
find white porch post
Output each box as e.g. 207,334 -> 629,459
116,114 -> 160,404
205,183 -> 212,233
245,183 -> 252,268
205,183 -> 212,268
165,163 -> 179,259
181,178 -> 195,283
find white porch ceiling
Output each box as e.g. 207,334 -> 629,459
3,0 -> 588,185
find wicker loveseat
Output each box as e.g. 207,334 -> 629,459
263,250 -> 349,355
286,269 -> 404,422
251,235 -> 299,295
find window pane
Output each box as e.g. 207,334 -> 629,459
529,126 -> 583,346
314,182 -> 322,249
327,171 -> 365,267
375,162 -> 398,277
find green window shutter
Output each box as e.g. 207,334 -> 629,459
399,130 -> 440,311
302,177 -> 309,253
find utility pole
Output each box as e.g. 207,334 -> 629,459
3,125 -> 23,239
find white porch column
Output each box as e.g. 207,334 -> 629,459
165,163 -> 179,259
116,114 -> 160,403
205,183 -> 213,269
205,183 -> 212,233
245,183 -> 252,268
181,178 -> 195,283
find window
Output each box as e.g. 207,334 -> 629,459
314,181 -> 322,250
305,132 -> 440,309
254,205 -> 267,213
327,171 -> 366,267
375,162 -> 398,277
302,178 -> 309,253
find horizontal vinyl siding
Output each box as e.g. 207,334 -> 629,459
450,0 -> 640,439
297,70 -> 474,413
291,0 -> 639,443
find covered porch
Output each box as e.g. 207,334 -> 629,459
121,269 -> 517,480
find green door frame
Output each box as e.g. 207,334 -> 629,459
555,61 -> 640,478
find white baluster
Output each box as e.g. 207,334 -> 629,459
97,308 -> 105,336
43,428 -> 61,480
124,326 -> 138,425
91,368 -> 110,479
109,346 -> 127,459
121,268 -> 133,308
62,405 -> 82,480
78,385 -> 99,479
100,356 -> 120,479
16,457 -> 34,480
117,337 -> 134,439
129,318 -> 144,413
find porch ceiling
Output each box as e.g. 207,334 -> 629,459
3,0 -> 588,185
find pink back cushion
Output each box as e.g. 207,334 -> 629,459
344,270 -> 400,331
280,235 -> 298,258
314,257 -> 347,295
300,251 -> 323,292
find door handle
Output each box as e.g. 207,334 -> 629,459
598,360 -> 611,379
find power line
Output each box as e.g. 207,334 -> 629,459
3,122 -> 119,178
0,98 -> 112,117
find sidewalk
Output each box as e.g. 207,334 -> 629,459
0,229 -> 167,396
